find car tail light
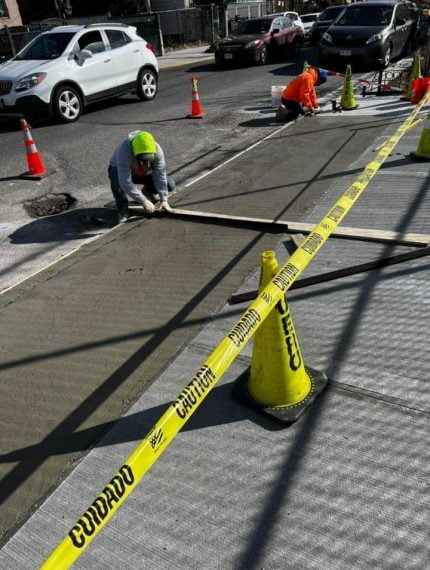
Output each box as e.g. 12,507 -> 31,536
146,43 -> 154,52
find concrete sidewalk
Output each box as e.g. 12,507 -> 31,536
1,93 -> 429,568
157,45 -> 213,70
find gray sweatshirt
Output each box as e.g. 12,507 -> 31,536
109,131 -> 168,203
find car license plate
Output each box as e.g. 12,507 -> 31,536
224,53 -> 233,59
340,50 -> 351,56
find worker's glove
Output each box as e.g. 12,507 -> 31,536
141,198 -> 155,214
157,200 -> 173,212
313,106 -> 322,114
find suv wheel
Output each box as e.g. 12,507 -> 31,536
381,44 -> 392,69
259,44 -> 269,65
52,85 -> 82,123
137,68 -> 158,101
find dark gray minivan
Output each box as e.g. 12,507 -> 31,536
318,0 -> 417,68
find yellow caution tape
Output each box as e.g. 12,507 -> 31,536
41,90 -> 430,569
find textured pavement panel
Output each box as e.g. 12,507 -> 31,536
1,345 -> 429,569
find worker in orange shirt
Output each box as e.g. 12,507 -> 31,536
276,67 -> 328,121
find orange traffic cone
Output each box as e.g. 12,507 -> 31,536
187,76 -> 205,119
20,118 -> 48,179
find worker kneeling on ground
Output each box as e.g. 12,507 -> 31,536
109,131 -> 176,223
276,67 -> 328,122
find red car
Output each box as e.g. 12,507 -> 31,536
215,15 -> 304,66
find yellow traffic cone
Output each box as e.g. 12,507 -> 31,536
403,53 -> 422,101
340,64 -> 358,110
232,251 -> 327,424
410,112 -> 430,162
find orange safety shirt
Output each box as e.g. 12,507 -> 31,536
281,67 -> 319,110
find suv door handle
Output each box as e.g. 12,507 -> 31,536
133,49 -> 139,53
104,58 -> 111,63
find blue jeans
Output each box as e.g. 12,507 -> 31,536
108,165 -> 176,216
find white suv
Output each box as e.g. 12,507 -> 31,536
272,11 -> 305,32
0,23 -> 159,123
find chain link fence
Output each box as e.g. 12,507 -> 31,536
0,5 -> 221,62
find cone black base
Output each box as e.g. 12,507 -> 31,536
410,152 -> 430,162
232,366 -> 328,425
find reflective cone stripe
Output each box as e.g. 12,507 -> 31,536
248,251 -> 311,407
20,118 -> 47,177
411,113 -> 430,161
340,64 -> 357,111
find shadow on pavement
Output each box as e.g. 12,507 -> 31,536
0,383 -> 284,465
8,208 -> 117,244
0,229 -> 270,517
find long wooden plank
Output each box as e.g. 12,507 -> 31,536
228,246 -> 430,305
168,208 -> 430,247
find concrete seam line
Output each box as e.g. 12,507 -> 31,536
41,91 -> 429,569
184,120 -> 295,188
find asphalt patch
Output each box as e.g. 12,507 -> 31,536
23,193 -> 77,218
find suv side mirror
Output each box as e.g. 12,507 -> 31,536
271,28 -> 280,35
396,17 -> 406,26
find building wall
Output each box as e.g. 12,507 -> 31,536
0,0 -> 22,27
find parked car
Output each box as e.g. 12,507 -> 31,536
214,15 -> 304,67
271,11 -> 305,32
309,5 -> 348,46
0,23 -> 158,123
318,0 -> 418,69
300,12 -> 321,40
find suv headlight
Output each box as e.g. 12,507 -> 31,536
245,40 -> 262,49
366,33 -> 384,44
15,72 -> 47,92
322,32 -> 332,43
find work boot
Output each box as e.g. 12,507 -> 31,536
275,105 -> 288,121
117,212 -> 129,224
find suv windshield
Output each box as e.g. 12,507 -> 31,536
334,5 -> 394,26
14,32 -> 75,60
319,6 -> 345,20
236,19 -> 272,34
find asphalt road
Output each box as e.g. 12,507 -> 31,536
0,49 -> 401,543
